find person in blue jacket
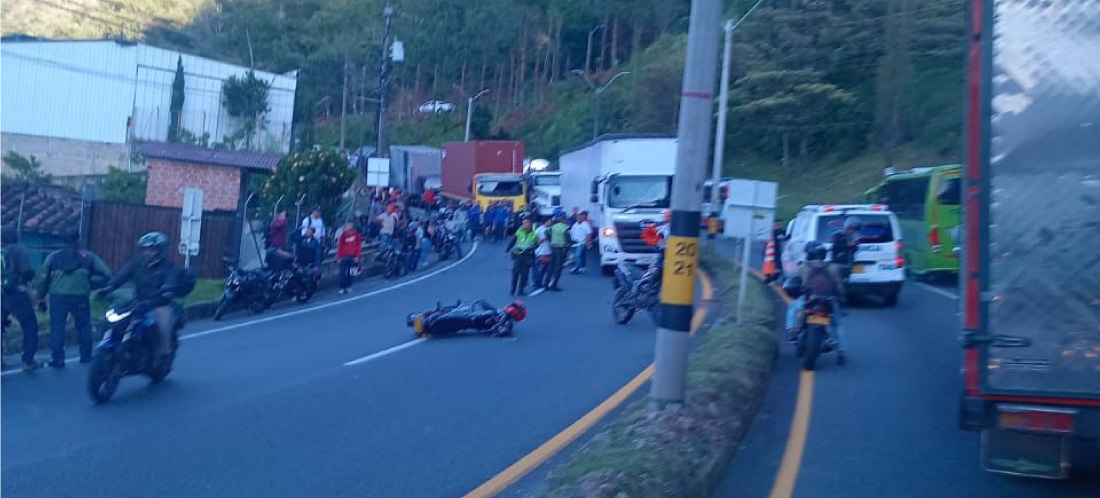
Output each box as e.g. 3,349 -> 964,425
467,202 -> 483,242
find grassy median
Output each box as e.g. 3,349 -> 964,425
543,254 -> 777,498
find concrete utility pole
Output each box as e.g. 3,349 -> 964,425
651,0 -> 723,404
340,58 -> 349,151
709,20 -> 734,237
464,88 -> 492,141
375,3 -> 395,158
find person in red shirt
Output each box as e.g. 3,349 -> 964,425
337,221 -> 364,294
423,188 -> 437,209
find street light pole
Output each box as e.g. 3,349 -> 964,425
375,3 -> 395,158
464,88 -> 491,142
651,0 -> 723,405
585,24 -> 604,77
574,70 -> 630,140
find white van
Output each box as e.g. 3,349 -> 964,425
782,204 -> 906,306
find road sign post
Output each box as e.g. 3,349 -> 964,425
180,188 -> 203,269
651,0 -> 723,404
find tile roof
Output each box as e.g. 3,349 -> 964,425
137,142 -> 283,171
0,182 -> 83,236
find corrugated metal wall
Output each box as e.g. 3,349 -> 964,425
1,40 -> 298,152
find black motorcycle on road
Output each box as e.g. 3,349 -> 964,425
407,300 -> 526,338
783,279 -> 841,370
434,224 -> 463,261
87,294 -> 181,404
213,258 -> 272,320
380,244 -> 408,279
612,260 -> 662,324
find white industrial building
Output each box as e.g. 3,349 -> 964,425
0,39 -> 297,180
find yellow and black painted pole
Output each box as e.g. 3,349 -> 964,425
650,0 -> 722,404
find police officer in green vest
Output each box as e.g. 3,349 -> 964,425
505,214 -> 537,296
546,213 -> 570,291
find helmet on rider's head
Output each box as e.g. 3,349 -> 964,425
804,241 -> 827,262
504,300 -> 527,321
843,216 -> 862,232
138,231 -> 168,265
553,207 -> 566,219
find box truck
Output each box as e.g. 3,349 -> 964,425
958,0 -> 1100,478
560,135 -> 676,273
440,141 -> 527,210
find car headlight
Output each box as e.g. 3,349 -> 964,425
601,227 -> 615,238
105,309 -> 132,323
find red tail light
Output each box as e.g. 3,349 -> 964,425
895,241 -> 905,268
929,226 -> 941,253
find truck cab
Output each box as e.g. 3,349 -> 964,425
527,172 -> 561,220
473,173 -> 527,211
592,173 -> 672,271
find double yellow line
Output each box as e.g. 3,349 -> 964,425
460,272 -> 714,498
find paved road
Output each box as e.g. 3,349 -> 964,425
714,266 -> 1100,497
1,242 -> 661,498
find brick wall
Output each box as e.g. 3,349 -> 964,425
145,159 -> 242,211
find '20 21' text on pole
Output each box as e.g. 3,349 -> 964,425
651,0 -> 723,404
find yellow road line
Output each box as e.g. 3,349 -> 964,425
460,272 -> 715,498
767,371 -> 814,498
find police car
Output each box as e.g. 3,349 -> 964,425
781,204 -> 905,306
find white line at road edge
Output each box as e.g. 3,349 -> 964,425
343,338 -> 427,366
914,282 -> 958,300
181,242 -> 479,341
1,243 -> 481,377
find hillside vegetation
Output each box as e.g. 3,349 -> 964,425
4,0 -> 966,209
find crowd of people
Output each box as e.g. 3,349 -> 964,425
505,209 -> 594,296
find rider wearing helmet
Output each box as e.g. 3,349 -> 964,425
100,232 -> 181,361
785,240 -> 848,364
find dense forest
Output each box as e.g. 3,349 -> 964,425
4,0 -> 965,204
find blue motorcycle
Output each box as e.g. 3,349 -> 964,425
87,293 -> 181,404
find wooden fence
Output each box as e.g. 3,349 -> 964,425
87,202 -> 238,279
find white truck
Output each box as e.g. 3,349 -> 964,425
560,134 -> 676,274
527,171 -> 562,220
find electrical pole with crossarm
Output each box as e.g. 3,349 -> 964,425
650,0 -> 723,404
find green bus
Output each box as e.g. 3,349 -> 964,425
864,165 -> 962,277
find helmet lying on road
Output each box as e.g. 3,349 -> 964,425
504,301 -> 527,321
804,241 -> 827,262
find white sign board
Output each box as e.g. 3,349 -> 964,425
722,180 -> 778,241
179,188 -> 203,258
366,158 -> 391,187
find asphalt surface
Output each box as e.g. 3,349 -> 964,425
713,245 -> 1100,497
1,241 -> 662,498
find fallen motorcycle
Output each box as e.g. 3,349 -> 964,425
407,300 -> 526,338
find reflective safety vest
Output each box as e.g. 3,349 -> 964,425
513,228 -> 537,252
550,222 -> 569,247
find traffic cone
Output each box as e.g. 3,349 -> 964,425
762,238 -> 778,280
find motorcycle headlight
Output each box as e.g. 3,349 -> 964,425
105,309 -> 132,323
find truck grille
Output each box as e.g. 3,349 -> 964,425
614,221 -> 661,254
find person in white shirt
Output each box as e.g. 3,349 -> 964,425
532,219 -> 552,289
569,211 -> 594,274
301,208 -> 327,243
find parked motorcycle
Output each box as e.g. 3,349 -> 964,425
380,245 -> 407,279
87,294 -> 181,403
435,225 -> 463,261
270,265 -> 319,304
213,258 -> 272,320
407,300 -> 526,338
612,260 -> 662,324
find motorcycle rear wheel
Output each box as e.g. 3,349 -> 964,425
801,326 -> 825,371
87,351 -> 121,404
612,287 -> 635,324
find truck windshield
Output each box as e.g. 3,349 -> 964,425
533,175 -> 560,186
607,177 -> 671,208
478,180 -> 524,197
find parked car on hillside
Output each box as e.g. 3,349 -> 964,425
417,100 -> 456,113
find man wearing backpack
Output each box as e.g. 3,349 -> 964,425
36,231 -> 111,367
786,241 -> 848,364
2,227 -> 42,371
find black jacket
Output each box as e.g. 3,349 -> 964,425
105,256 -> 179,306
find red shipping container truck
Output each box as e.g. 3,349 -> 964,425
440,141 -> 524,202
